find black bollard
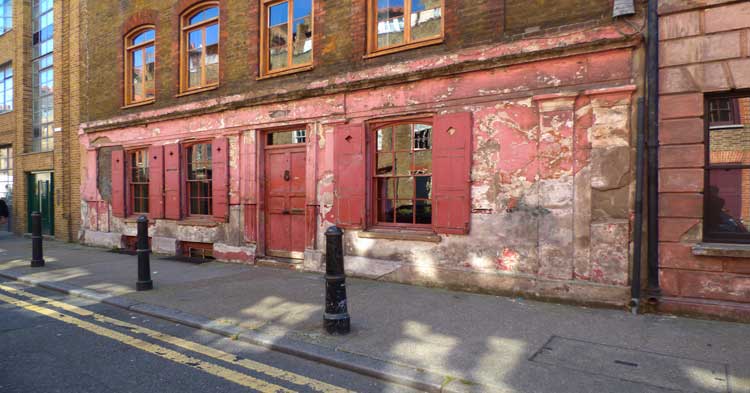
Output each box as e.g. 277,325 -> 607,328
324,225 -> 350,335
136,216 -> 153,291
30,212 -> 45,267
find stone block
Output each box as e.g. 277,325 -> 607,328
660,11 -> 702,40
676,270 -> 750,303
151,236 -> 178,255
659,218 -> 701,242
659,242 -> 725,272
660,67 -> 698,94
213,243 -> 255,263
591,186 -> 631,220
82,230 -> 123,249
538,208 -> 574,280
659,269 -> 681,297
573,167 -> 592,280
659,193 -> 704,218
704,2 -> 750,33
659,144 -> 705,168
659,169 -> 704,193
660,32 -> 741,67
303,249 -> 324,272
728,59 -> 750,89
660,118 -> 704,145
685,62 -> 732,92
591,146 -> 630,190
589,220 -> 629,286
588,105 -> 630,148
725,261 -> 750,274
659,94 -> 704,120
538,178 -> 573,208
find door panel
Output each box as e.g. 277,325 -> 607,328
27,172 -> 54,236
265,146 -> 306,259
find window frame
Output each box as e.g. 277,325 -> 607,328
703,92 -> 750,244
259,0 -> 314,78
123,26 -> 156,107
179,2 -> 220,94
0,0 -> 11,35
366,0 -> 444,57
708,97 -> 741,128
367,116 -> 434,232
127,148 -> 150,216
183,141 -> 213,217
0,62 -> 11,113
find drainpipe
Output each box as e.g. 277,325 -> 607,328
646,0 -> 661,301
631,98 -> 645,314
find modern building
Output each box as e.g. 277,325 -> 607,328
78,0 -> 646,307
0,0 -> 81,240
657,0 -> 750,320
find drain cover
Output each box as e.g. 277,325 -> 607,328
530,336 -> 728,392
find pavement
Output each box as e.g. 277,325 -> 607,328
0,232 -> 748,393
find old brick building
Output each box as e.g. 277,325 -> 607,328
658,0 -> 750,320
78,0 -> 645,306
0,0 -> 82,241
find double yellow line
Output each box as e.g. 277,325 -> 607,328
0,284 -> 353,393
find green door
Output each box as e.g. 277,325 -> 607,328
27,172 -> 54,235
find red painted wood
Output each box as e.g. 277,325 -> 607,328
432,112 -> 473,234
212,137 -> 230,221
264,145 -> 306,257
148,145 -> 165,219
334,123 -> 366,228
111,149 -> 126,218
244,204 -> 257,243
164,144 -> 182,220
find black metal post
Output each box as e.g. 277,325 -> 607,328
324,226 -> 350,335
136,216 -> 153,291
30,212 -> 45,268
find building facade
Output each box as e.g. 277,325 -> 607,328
658,0 -> 750,320
79,0 -> 644,306
0,0 -> 81,240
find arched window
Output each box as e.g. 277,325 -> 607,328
180,2 -> 219,92
124,27 -> 156,106
372,121 -> 433,227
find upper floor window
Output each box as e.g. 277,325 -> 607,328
180,3 -> 219,92
705,95 -> 750,243
372,122 -> 432,227
260,0 -> 313,76
124,27 -> 155,106
186,142 -> 212,216
0,62 -> 11,113
367,0 -> 443,56
31,0 -> 53,152
128,149 -> 149,215
0,0 -> 11,34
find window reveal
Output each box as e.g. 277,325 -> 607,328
374,123 -> 432,226
129,149 -> 149,214
186,143 -> 213,216
705,95 -> 750,243
181,3 -> 219,91
125,27 -> 155,105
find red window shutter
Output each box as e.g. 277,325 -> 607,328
334,123 -> 366,228
212,137 -> 229,221
111,149 -> 126,218
164,144 -> 182,220
148,145 -> 165,219
432,112 -> 473,235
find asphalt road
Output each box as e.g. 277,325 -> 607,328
0,280 -> 421,393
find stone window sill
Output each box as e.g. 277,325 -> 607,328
358,230 -> 441,243
692,243 -> 750,258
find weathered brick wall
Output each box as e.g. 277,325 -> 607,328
81,0 -> 612,124
658,0 -> 750,318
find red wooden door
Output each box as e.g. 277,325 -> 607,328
265,146 -> 306,259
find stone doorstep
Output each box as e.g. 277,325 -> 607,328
0,270 -> 495,393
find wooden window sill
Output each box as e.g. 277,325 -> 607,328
358,229 -> 441,243
364,37 -> 443,59
176,84 -> 219,98
121,100 -> 155,109
692,243 -> 750,258
257,64 -> 313,80
177,218 -> 219,227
